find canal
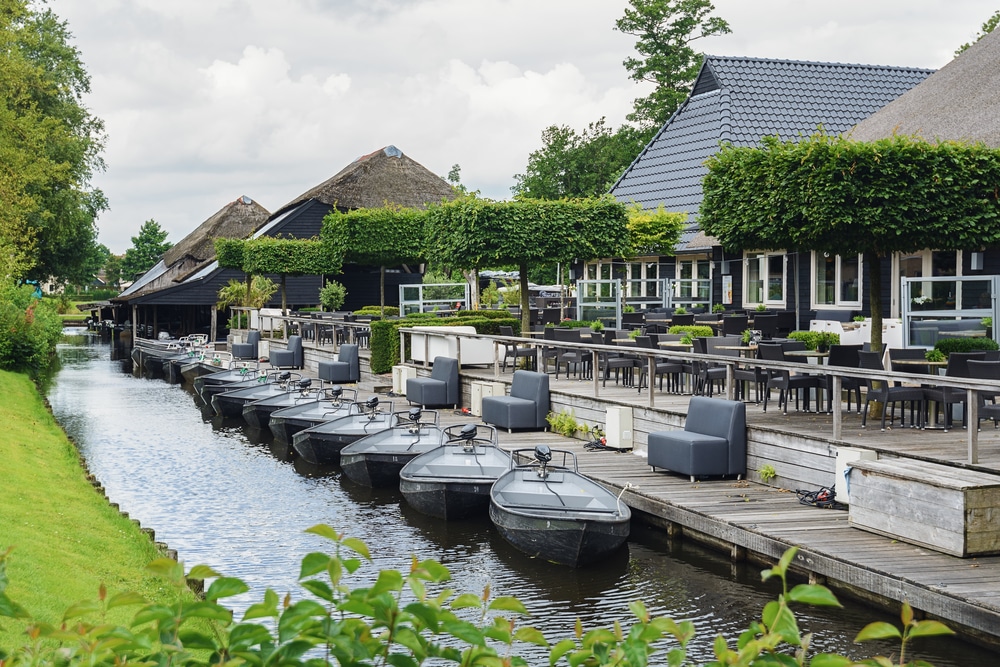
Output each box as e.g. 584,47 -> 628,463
45,330 -> 997,665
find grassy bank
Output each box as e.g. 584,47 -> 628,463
0,369 -> 184,647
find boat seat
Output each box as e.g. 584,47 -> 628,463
647,396 -> 746,482
481,370 -> 549,432
406,356 -> 459,409
318,344 -> 359,383
232,330 -> 260,360
270,335 -> 303,369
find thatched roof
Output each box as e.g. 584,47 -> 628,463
163,195 -> 270,267
850,29 -> 1000,146
272,145 -> 457,218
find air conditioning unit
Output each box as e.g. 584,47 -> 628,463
835,446 -> 877,505
391,365 -> 417,394
605,406 -> 633,451
471,380 -> 505,416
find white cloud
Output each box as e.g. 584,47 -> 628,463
46,0 -> 998,252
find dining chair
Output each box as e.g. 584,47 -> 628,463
634,335 -> 685,393
967,360 -> 1000,429
824,344 -> 862,413
758,343 -> 824,414
922,351 -> 987,430
498,325 -> 536,371
858,351 -> 925,431
722,314 -> 749,336
553,328 -> 590,380
598,330 -> 638,387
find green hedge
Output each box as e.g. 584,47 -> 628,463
788,331 -> 841,351
668,325 -> 715,338
934,337 -> 999,355
369,314 -> 520,373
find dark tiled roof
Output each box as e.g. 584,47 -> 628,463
611,56 -> 932,250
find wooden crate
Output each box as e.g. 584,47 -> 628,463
849,458 -> 1000,557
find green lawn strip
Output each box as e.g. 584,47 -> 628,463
0,370 -> 190,647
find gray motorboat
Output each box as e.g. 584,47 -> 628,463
339,409 -> 446,488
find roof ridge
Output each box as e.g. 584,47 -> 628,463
703,53 -> 933,74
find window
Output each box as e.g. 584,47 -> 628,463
892,250 -> 962,316
743,251 -> 786,307
625,259 -> 660,298
812,252 -> 862,308
674,256 -> 711,306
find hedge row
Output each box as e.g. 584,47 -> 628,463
934,337 -> 999,355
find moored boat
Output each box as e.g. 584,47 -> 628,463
211,371 -> 304,418
339,409 -> 446,488
242,377 -> 321,429
489,446 -> 631,567
193,363 -> 267,404
291,397 -> 395,466
399,423 -> 509,520
267,386 -> 359,444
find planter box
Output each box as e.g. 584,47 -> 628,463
849,458 -> 1000,557
409,326 -> 495,366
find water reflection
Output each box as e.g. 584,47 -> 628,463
45,331 -> 998,665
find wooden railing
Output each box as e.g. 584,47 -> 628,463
397,327 -> 999,464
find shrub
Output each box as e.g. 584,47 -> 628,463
934,337 -> 999,355
0,532 -> 954,667
668,325 -> 714,338
0,285 -> 63,374
318,280 -> 347,311
354,306 -> 399,317
788,330 -> 840,351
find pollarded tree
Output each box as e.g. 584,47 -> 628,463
626,203 -> 685,258
699,133 -> 1000,351
240,237 -> 343,319
424,195 -> 632,332
321,205 -> 425,317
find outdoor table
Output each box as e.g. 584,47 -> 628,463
657,341 -> 692,348
784,349 -> 830,363
716,344 -> 757,357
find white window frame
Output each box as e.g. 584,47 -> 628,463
742,251 -> 786,308
625,258 -> 660,298
890,250 -> 963,318
810,252 -> 863,310
674,255 -> 712,305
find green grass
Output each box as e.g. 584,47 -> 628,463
0,370 -> 187,647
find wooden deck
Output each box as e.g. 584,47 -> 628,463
293,341 -> 1000,647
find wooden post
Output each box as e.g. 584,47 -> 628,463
592,350 -> 599,397
832,375 -> 842,441
968,388 -> 979,464
132,304 -> 137,342
647,356 -> 655,408
210,307 -> 217,348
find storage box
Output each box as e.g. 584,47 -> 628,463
470,381 -> 505,416
849,458 -> 1000,557
392,365 -> 417,394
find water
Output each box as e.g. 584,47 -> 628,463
46,330 -> 998,665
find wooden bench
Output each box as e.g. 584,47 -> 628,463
848,457 -> 1000,557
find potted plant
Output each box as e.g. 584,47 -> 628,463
674,305 -> 688,315
712,304 -> 726,314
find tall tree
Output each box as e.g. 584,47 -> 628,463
616,0 -> 731,130
956,10 -> 1000,55
121,219 -> 171,279
512,120 -> 651,199
0,1 -> 108,283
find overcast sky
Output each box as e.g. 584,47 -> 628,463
47,0 -> 996,254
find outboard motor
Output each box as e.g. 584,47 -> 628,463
534,445 -> 552,479
406,407 -> 423,434
458,423 -> 478,452
327,385 -> 343,404
297,378 -> 312,392
365,396 -> 379,411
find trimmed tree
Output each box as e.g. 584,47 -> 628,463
699,133 -> 1000,352
241,237 -> 343,319
424,196 -> 632,332
321,205 -> 426,317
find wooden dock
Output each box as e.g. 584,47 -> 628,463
291,339 -> 1000,648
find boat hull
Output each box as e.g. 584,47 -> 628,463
340,427 -> 447,488
243,394 -> 315,430
292,414 -> 393,465
489,467 -> 630,567
268,401 -> 354,444
212,383 -> 292,418
399,443 -> 511,520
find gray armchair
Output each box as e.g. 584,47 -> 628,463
270,335 -> 303,369
318,344 -> 359,383
406,356 -> 459,408
481,370 -> 549,432
232,330 -> 260,360
647,396 -> 746,481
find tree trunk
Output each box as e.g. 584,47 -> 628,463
869,255 -> 883,353
281,274 -> 288,339
380,266 -> 385,319
463,268 -> 480,311
519,262 -> 531,334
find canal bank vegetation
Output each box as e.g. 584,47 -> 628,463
2,513 -> 954,666
0,369 -> 191,649
0,285 -> 64,374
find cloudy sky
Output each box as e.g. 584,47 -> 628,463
47,0 -> 995,253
